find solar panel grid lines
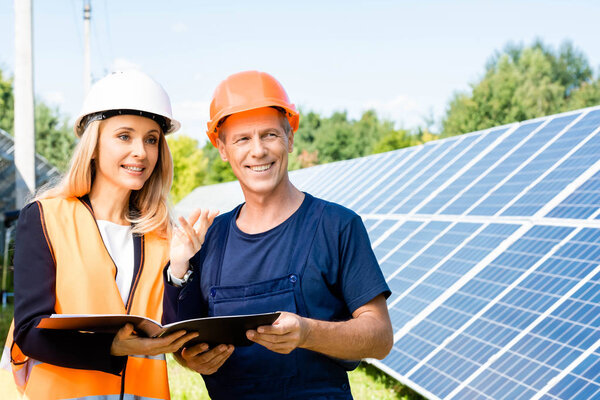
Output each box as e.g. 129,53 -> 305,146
475,111 -> 600,218
328,151 -> 396,206
434,119 -> 550,216
372,221 -> 424,271
338,151 -> 410,206
403,225 -> 578,397
384,220 -> 457,286
408,126 -> 514,217
445,230 -> 600,399
547,169 -> 600,219
499,117 -> 600,218
346,146 -> 419,209
413,124 -> 516,216
465,263 -> 600,399
591,203 -> 600,220
539,158 -> 600,219
387,133 -> 485,215
307,158 -> 358,197
369,217 -> 409,249
433,120 -> 550,215
536,347 -> 600,400
464,112 -> 587,217
355,141 -> 444,213
384,223 -> 523,374
386,223 -> 487,310
371,137 -> 466,214
313,156 -> 372,200
392,223 -> 534,344
290,162 -> 327,189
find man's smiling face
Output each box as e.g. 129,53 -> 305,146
217,107 -> 294,197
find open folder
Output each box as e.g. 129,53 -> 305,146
37,312 -> 280,347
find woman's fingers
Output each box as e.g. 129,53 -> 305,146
195,209 -> 219,244
178,216 -> 201,249
115,323 -> 135,339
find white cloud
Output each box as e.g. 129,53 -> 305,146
362,94 -> 423,128
110,58 -> 142,72
171,22 -> 189,33
41,91 -> 65,106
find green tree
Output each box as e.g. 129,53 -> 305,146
0,68 -> 76,172
372,128 -> 414,153
306,110 -> 396,164
567,77 -> 600,109
0,69 -> 13,134
442,40 -> 600,136
202,141 -> 237,185
35,102 -> 75,171
167,135 -> 208,204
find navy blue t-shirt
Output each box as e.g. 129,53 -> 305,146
169,193 -> 390,323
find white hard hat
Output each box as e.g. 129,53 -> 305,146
74,70 -> 181,136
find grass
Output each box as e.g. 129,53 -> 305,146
0,304 -> 426,399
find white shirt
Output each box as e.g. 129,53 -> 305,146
96,220 -> 134,305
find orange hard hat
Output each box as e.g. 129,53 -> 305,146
206,70 -> 299,147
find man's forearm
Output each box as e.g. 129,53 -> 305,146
300,295 -> 393,360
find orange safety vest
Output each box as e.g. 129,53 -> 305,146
1,197 -> 171,400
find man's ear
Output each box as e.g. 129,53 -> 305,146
287,130 -> 295,154
216,138 -> 228,162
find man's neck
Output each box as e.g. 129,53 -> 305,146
237,181 -> 305,234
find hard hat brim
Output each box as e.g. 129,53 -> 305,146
206,99 -> 299,147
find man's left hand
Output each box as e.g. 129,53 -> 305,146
246,312 -> 311,354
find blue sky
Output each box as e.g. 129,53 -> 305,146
1,0 -> 599,144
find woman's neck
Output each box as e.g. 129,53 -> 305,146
88,182 -> 131,225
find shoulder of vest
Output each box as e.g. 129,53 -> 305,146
38,196 -> 82,209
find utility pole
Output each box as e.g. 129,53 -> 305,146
83,0 -> 91,95
14,0 -> 36,208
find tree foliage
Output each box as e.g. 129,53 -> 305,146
442,40 -> 600,136
201,142 -> 237,185
167,134 -> 208,204
289,109 -> 414,169
0,69 -> 14,134
34,103 -> 75,171
0,68 -> 75,172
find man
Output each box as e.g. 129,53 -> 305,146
164,70 -> 392,399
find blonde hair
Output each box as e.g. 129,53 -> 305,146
35,120 -> 173,238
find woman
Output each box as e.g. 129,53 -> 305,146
2,70 -> 214,400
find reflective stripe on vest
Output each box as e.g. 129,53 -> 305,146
3,198 -> 170,400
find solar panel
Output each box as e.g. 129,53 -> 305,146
177,105 -> 600,399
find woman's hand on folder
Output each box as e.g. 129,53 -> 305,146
174,342 -> 234,375
110,323 -> 199,356
170,209 -> 219,278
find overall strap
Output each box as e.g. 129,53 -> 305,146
212,205 -> 239,286
285,197 -> 326,317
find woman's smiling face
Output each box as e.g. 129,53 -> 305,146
94,114 -> 161,193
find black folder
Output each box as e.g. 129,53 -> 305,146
37,312 -> 280,347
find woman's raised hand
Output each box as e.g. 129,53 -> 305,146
170,209 -> 219,279
110,324 -> 199,356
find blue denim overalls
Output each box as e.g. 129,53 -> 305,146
201,199 -> 354,399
